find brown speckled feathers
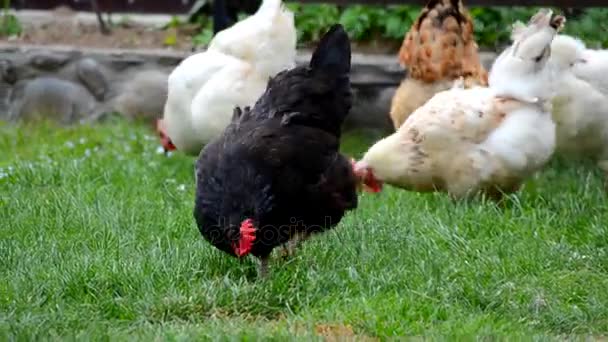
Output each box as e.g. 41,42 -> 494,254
398,0 -> 488,84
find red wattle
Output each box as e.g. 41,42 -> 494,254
232,218 -> 256,257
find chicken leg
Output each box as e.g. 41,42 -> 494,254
280,231 -> 310,259
258,255 -> 269,278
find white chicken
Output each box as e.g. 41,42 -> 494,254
549,34 -> 608,176
354,10 -> 564,200
158,0 -> 296,155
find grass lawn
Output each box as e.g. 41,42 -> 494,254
1,118 -> 607,339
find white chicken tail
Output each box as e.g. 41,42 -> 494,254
255,0 -> 292,33
207,0 -> 295,79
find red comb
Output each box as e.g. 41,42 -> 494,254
231,219 -> 256,257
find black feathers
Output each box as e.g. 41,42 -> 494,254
310,24 -> 352,76
193,25 -> 358,264
248,24 -> 353,138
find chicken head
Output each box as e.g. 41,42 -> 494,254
156,119 -> 177,152
352,159 -> 383,193
489,9 -> 565,104
550,34 -> 587,70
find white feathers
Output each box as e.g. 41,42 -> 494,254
359,10 -> 560,198
208,0 -> 296,77
162,0 -> 296,155
549,34 -> 608,167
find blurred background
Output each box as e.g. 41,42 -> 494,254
2,0 -> 607,51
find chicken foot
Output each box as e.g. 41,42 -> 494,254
260,230 -> 311,278
280,231 -> 310,259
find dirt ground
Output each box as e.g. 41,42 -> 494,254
6,6 -> 197,50
16,24 -> 195,50
12,25 -> 400,54
12,23 -> 195,51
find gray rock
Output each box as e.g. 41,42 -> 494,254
351,64 -> 404,87
76,58 -> 109,101
113,70 -> 169,123
0,43 -> 500,131
0,82 -> 11,120
346,86 -> 395,132
109,57 -> 147,71
10,77 -> 97,124
0,59 -> 17,84
28,52 -> 71,71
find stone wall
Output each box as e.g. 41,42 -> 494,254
0,43 -> 496,132
0,44 -> 179,125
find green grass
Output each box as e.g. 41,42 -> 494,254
1,119 -> 608,339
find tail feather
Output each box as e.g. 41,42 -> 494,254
276,25 -> 351,136
310,24 -> 351,75
248,24 -> 352,137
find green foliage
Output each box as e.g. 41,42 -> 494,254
0,0 -> 21,37
338,5 -> 419,41
562,9 -> 608,48
338,5 -> 381,41
470,7 -> 608,49
2,119 -> 608,338
190,4 -> 608,50
380,5 -> 420,40
287,4 -> 420,43
468,7 -> 533,49
190,11 -> 215,47
287,3 -> 340,42
192,27 -> 214,47
166,15 -> 181,29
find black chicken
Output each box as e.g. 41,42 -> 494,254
193,24 -> 358,277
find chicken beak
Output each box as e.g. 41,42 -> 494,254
156,119 -> 176,152
352,159 -> 383,193
363,173 -> 383,193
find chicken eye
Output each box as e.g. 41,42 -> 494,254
533,47 -> 549,63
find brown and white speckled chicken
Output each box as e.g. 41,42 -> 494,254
355,10 -> 564,200
390,0 -> 488,130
